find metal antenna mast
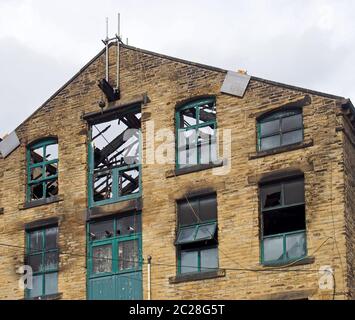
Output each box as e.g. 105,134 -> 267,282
100,14 -> 122,103
105,17 -> 109,82
116,13 -> 121,91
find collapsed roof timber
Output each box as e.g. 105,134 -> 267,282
90,107 -> 141,203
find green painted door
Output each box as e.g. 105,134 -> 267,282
87,214 -> 143,300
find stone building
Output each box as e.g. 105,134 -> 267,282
0,42 -> 353,300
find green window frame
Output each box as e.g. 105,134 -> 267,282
25,226 -> 59,299
26,138 -> 59,202
257,109 -> 303,152
88,107 -> 142,208
175,98 -> 217,169
260,178 -> 307,265
87,213 -> 143,280
178,245 -> 219,274
176,194 -> 219,275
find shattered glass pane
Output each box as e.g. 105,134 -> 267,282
180,107 -> 197,128
31,183 -> 44,200
199,102 -> 216,125
263,236 -> 284,263
118,239 -> 139,271
30,166 -> 43,181
116,214 -> 141,236
31,147 -> 44,164
92,245 -> 112,274
45,179 -> 58,198
261,184 -> 282,209
93,171 -> 113,202
45,162 -> 58,178
119,168 -> 140,196
90,219 -> 114,241
92,111 -> 141,170
286,232 -> 306,260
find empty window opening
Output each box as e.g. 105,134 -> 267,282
260,178 -> 307,265
258,109 -> 303,152
176,99 -> 217,168
27,139 -> 58,202
89,108 -> 141,207
176,194 -> 219,275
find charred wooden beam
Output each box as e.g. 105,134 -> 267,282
98,79 -> 120,102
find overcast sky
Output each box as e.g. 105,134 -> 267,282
0,0 -> 354,136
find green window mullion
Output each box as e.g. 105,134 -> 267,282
112,218 -> 118,274
112,168 -> 119,201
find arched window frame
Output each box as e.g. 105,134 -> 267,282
257,108 -> 304,152
26,138 -> 59,202
175,98 -> 217,169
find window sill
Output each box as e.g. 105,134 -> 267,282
24,292 -> 62,301
166,159 -> 226,178
261,256 -> 315,268
169,269 -> 226,284
19,196 -> 64,210
248,139 -> 313,160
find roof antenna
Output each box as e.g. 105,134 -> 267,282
116,13 -> 121,91
105,17 -> 109,82
98,15 -> 121,103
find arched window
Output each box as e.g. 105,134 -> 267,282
27,138 -> 58,202
257,109 -> 303,151
176,98 -> 217,168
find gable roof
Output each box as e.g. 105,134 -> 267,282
13,43 -> 350,133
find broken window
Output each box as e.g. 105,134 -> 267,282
260,177 -> 307,265
89,108 -> 141,207
88,213 -> 142,276
176,194 -> 218,274
27,139 -> 59,202
258,109 -> 303,151
176,98 -> 217,168
26,226 -> 59,299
